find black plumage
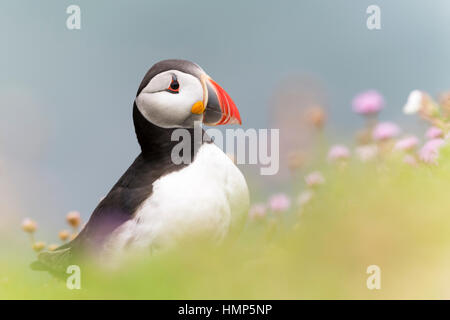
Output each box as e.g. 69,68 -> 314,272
32,60 -> 210,273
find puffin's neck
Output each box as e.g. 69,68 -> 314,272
133,104 -> 203,162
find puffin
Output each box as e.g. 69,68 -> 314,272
33,59 -> 249,273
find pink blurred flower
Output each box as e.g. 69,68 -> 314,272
352,90 -> 384,115
372,122 -> 400,141
305,171 -> 325,188
328,145 -> 350,162
355,144 -> 378,162
269,193 -> 291,212
248,203 -> 267,220
419,138 -> 445,164
394,136 -> 419,152
425,126 -> 444,140
66,211 -> 81,228
403,155 -> 418,166
21,218 -> 37,233
297,190 -> 314,206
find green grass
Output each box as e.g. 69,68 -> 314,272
3,147 -> 450,299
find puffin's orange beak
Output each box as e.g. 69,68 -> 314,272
202,75 -> 242,125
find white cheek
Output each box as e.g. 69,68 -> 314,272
136,77 -> 203,128
137,93 -> 186,128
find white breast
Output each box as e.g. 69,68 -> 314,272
103,143 -> 249,257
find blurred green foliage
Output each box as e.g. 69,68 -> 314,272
3,147 -> 450,299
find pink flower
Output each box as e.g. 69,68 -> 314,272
66,211 -> 81,228
21,218 -> 37,233
419,138 -> 445,164
425,126 -> 444,140
328,145 -> 350,162
403,155 -> 418,166
305,171 -> 325,187
352,90 -> 384,115
355,145 -> 378,162
297,190 -> 314,206
248,203 -> 267,220
372,122 -> 400,141
268,194 -> 291,212
394,136 -> 419,152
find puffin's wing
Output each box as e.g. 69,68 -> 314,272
30,247 -> 72,275
30,153 -> 189,274
63,155 -> 157,249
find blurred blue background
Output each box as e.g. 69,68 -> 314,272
1,0 -> 449,229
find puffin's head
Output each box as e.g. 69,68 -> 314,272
135,59 -> 241,128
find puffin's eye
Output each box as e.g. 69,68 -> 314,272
167,78 -> 180,93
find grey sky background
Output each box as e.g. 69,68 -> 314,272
1,1 -> 449,227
